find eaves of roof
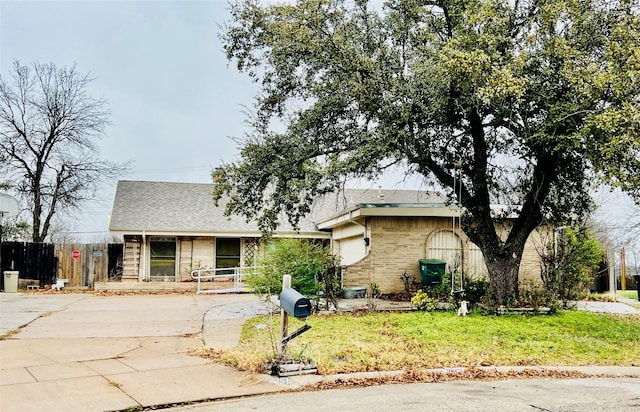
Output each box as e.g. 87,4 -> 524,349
109,228 -> 331,238
316,202 -> 461,230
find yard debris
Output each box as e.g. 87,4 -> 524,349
188,347 -> 225,362
190,346 -> 632,390
301,368 -> 621,391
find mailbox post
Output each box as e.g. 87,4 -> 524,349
274,274 -> 317,377
279,275 -> 292,355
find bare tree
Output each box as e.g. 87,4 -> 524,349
0,61 -> 128,242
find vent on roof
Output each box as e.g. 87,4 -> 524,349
377,186 -> 385,202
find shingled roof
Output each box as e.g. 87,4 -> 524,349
108,180 -> 444,236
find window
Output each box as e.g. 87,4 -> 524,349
216,238 -> 240,273
150,237 -> 176,280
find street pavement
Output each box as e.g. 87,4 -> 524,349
165,376 -> 640,412
0,291 -> 638,412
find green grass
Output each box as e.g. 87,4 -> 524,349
617,290 -> 639,301
218,310 -> 640,375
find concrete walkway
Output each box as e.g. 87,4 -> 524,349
576,298 -> 640,314
0,293 -> 282,412
0,292 -> 638,412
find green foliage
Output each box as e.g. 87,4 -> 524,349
426,272 -> 489,305
541,227 -> 605,307
411,289 -> 439,311
463,276 -> 491,304
0,220 -> 30,241
369,281 -> 381,298
246,239 -> 341,302
216,0 -> 640,304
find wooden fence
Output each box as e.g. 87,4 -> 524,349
0,242 -> 123,289
56,243 -> 123,288
1,242 -> 57,289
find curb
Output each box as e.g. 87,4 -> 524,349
260,365 -> 640,390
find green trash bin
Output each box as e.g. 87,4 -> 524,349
418,259 -> 446,287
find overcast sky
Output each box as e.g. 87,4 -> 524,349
1,0 -> 638,249
1,0 -> 265,237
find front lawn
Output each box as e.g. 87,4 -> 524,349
215,310 -> 640,375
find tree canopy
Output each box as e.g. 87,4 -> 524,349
214,0 -> 640,303
0,61 -> 129,242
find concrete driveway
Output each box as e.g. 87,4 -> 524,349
0,292 -> 282,412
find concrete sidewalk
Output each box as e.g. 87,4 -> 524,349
576,298 -> 640,314
0,293 -> 283,412
1,292 -> 638,412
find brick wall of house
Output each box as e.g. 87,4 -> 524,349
341,216 -> 547,293
518,227 -> 550,284
342,216 -> 455,293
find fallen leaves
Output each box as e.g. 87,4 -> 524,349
302,368 -> 619,391
188,347 -> 225,361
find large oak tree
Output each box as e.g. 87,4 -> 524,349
213,0 -> 640,303
0,61 -> 128,242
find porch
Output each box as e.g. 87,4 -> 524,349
92,280 -> 244,293
94,265 -> 253,294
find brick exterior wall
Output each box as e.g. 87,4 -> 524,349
342,216 -> 452,293
341,216 -> 547,293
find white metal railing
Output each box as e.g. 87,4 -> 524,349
190,266 -> 257,294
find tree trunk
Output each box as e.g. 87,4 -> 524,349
32,193 -> 43,243
462,204 -> 535,306
483,249 -> 524,305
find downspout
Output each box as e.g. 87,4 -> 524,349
178,236 -> 183,283
141,230 -> 147,282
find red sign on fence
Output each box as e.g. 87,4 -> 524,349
71,250 -> 80,259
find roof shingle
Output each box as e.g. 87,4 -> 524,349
108,180 -> 444,235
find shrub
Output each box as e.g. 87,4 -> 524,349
540,227 -> 604,307
463,275 -> 490,304
418,273 -> 489,305
411,289 -> 439,311
519,281 -> 559,313
246,239 -> 341,309
367,281 -> 381,312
